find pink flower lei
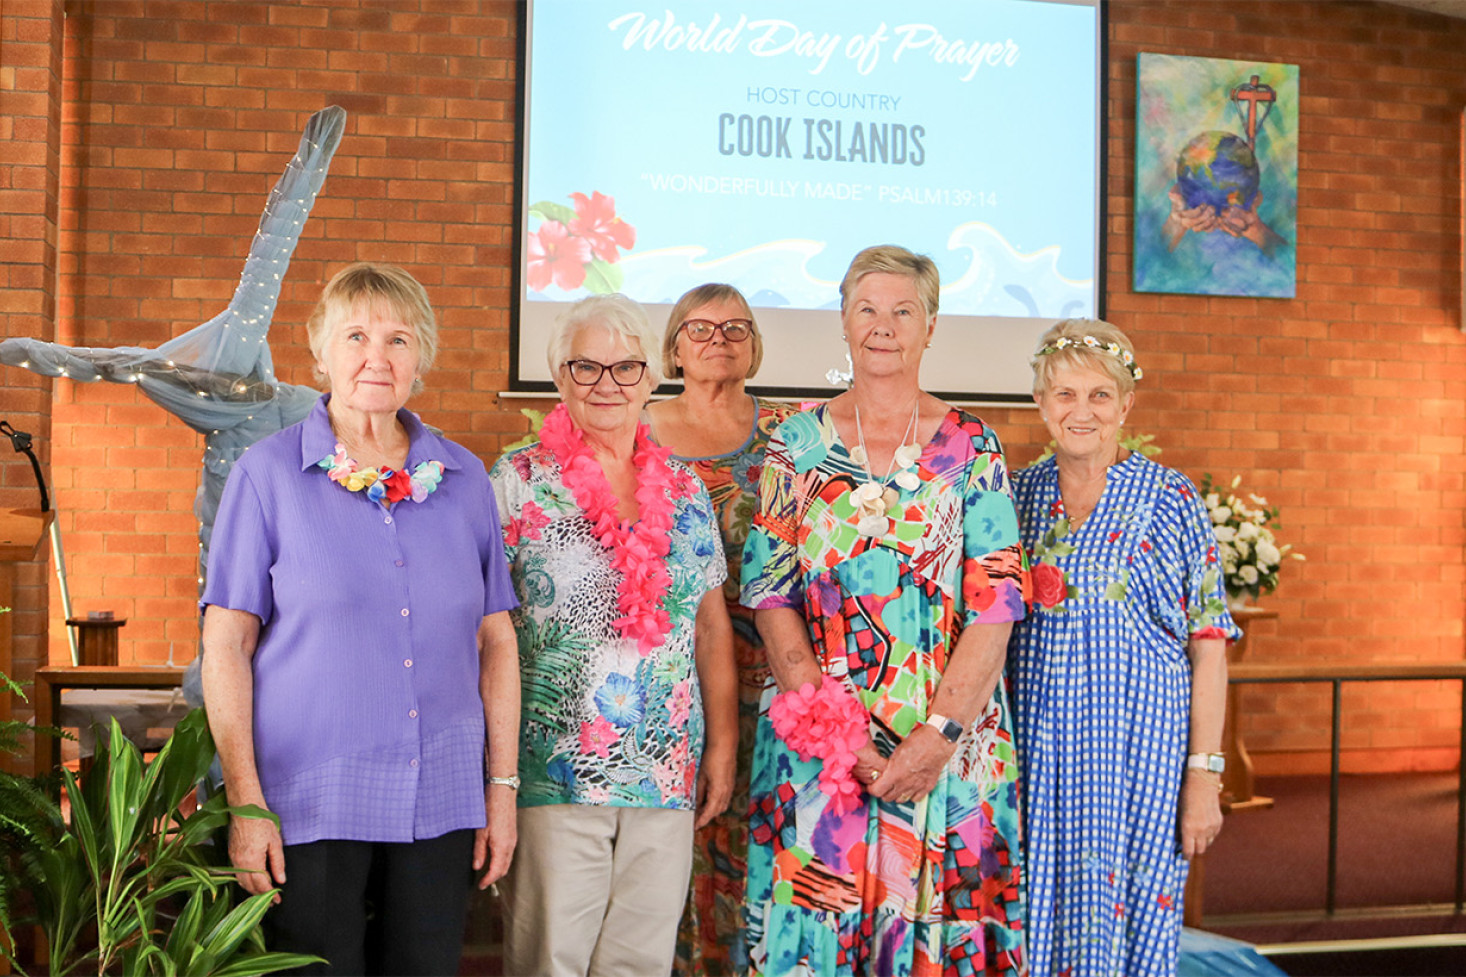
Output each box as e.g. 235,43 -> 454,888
768,675 -> 870,815
538,403 -> 693,653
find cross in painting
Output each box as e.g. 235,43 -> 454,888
1231,75 -> 1276,146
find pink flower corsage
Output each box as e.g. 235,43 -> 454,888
769,675 -> 870,815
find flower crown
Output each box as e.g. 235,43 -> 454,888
1033,334 -> 1143,382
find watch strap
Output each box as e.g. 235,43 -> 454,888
925,713 -> 964,743
1186,752 -> 1225,774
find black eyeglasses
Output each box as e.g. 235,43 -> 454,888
680,318 -> 752,343
563,359 -> 648,387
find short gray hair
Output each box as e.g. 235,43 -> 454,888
839,245 -> 940,318
546,293 -> 664,388
307,262 -> 438,394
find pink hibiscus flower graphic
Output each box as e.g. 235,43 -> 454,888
504,501 -> 550,547
569,191 -> 636,262
579,715 -> 621,758
526,220 -> 591,292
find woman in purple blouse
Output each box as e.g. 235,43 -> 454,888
201,263 -> 520,976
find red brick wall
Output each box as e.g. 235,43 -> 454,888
18,0 -> 1466,772
1,0 -> 65,738
1092,0 -> 1466,774
49,0 -> 528,666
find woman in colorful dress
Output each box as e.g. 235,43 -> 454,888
201,263 -> 521,976
741,245 -> 1029,976
646,284 -> 799,976
1008,318 -> 1237,977
489,293 -> 738,977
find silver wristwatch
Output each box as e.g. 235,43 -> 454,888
1186,753 -> 1225,774
924,713 -> 964,743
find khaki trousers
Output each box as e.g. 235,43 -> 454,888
501,804 -> 695,977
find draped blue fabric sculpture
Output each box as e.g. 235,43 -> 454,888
0,106 -> 346,587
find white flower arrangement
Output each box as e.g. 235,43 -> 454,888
1200,474 -> 1304,602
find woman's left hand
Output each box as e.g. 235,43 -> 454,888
1179,770 -> 1224,859
695,741 -> 736,829
867,726 -> 953,805
475,784 -> 518,889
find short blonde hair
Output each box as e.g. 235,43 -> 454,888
838,245 -> 940,318
547,293 -> 664,389
661,283 -> 764,380
307,263 -> 438,394
1031,318 -> 1140,396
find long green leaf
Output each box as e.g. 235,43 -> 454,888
193,889 -> 282,965
58,765 -> 102,885
209,950 -> 331,977
152,709 -> 217,822
105,717 -> 146,878
134,724 -> 179,840
28,833 -> 90,975
174,890 -> 237,977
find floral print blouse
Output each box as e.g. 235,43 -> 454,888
490,440 -> 726,811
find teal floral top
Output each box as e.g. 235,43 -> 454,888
490,441 -> 725,810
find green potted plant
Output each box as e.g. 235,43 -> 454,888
0,661 -> 319,976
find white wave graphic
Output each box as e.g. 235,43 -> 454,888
943,222 -> 1094,319
530,224 -> 1094,318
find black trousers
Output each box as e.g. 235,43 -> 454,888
263,829 -> 476,977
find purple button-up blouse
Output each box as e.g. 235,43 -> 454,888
202,396 -> 517,845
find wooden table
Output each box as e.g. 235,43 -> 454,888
1221,605 -> 1278,811
33,665 -> 186,779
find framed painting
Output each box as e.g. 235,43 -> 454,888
1134,53 -> 1298,298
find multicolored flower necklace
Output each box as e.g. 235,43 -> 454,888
316,443 -> 444,507
538,403 -> 692,653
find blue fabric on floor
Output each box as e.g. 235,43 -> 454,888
1179,928 -> 1290,976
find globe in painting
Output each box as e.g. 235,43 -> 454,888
1174,131 -> 1260,212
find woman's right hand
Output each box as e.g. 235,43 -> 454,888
229,811 -> 286,902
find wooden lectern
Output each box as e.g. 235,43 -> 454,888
0,508 -> 52,757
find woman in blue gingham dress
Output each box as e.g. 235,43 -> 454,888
1007,320 -> 1239,977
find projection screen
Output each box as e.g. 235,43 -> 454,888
512,0 -> 1104,403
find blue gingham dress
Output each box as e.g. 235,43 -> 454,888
1008,454 -> 1239,977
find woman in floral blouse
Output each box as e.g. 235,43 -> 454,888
646,283 -> 797,976
489,293 -> 737,977
1008,318 -> 1239,977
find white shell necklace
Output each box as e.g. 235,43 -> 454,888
850,402 -> 922,537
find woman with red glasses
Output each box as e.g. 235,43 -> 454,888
647,284 -> 797,976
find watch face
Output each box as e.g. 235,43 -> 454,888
939,718 -> 963,742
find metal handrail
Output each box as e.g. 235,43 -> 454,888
1228,661 -> 1466,916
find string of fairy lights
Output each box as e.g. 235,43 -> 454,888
5,116 -> 346,595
